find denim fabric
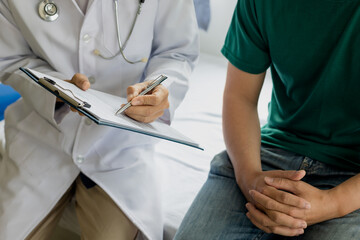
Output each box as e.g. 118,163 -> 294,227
174,146 -> 360,240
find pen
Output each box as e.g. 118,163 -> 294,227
115,74 -> 168,115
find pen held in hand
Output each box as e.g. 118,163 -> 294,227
115,74 -> 168,115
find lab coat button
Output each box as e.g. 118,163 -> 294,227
85,119 -> 92,125
76,155 -> 84,164
89,76 -> 96,84
83,34 -> 92,43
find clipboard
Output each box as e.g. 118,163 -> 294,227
20,68 -> 95,119
20,67 -> 203,150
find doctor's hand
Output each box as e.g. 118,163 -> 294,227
56,73 -> 91,115
240,170 -> 310,236
123,81 -> 169,123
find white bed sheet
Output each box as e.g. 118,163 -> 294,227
0,53 -> 272,240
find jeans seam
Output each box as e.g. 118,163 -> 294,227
299,157 -> 313,171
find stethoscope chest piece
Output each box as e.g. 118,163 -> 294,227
38,0 -> 59,22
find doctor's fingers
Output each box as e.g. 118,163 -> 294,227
126,81 -> 149,101
127,81 -> 169,102
67,73 -> 91,91
69,106 -> 85,116
131,85 -> 169,106
124,98 -> 168,121
125,107 -> 165,123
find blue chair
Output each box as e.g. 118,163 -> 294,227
0,84 -> 21,121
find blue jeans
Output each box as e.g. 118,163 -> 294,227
174,146 -> 360,240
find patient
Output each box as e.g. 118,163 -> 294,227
174,0 -> 360,239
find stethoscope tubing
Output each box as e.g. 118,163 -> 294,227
38,0 -> 147,64
110,0 -> 145,63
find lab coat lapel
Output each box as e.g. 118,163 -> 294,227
70,0 -> 86,16
84,0 -> 96,16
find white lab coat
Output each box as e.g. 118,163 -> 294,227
0,0 -> 199,239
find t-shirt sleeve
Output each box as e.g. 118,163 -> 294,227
221,0 -> 270,74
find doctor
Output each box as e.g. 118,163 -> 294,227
0,0 -> 199,239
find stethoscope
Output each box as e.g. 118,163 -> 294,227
38,0 -> 59,22
38,0 -> 147,64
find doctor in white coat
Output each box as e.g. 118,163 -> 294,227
0,0 -> 199,239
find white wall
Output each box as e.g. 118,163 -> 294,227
199,0 -> 237,56
198,0 -> 272,124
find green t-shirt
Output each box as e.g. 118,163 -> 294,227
221,0 -> 360,171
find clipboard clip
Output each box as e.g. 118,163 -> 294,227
39,77 -> 91,109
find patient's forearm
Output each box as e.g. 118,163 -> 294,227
223,96 -> 262,184
331,173 -> 360,217
222,63 -> 265,185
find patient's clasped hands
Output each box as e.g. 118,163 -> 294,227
242,170 -> 339,237
57,73 -> 169,123
245,170 -> 309,236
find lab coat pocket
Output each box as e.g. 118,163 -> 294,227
8,131 -> 60,178
8,131 -> 36,167
8,111 -> 65,177
16,111 -> 64,149
8,111 -> 64,167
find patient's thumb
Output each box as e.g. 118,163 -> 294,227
278,170 -> 306,181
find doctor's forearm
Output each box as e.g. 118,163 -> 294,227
144,59 -> 193,123
144,0 -> 199,123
